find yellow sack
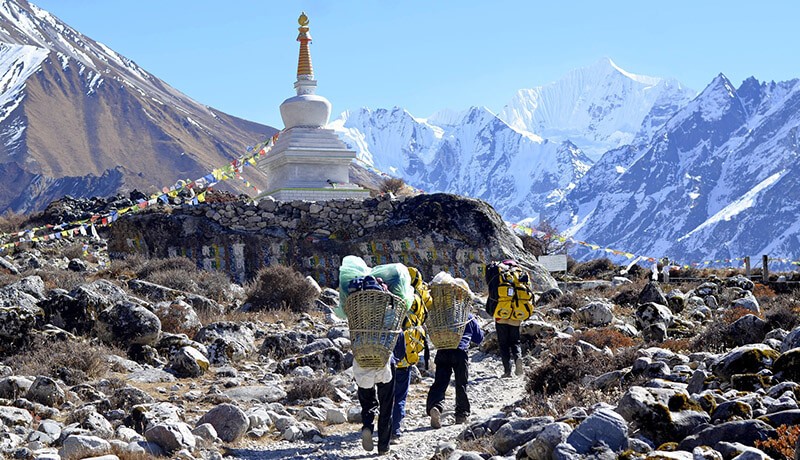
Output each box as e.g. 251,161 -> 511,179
493,267 -> 534,321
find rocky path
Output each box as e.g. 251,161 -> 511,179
227,351 -> 529,459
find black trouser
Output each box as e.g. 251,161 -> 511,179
496,322 -> 521,374
426,348 -> 469,418
357,366 -> 395,452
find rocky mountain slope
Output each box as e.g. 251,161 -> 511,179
0,0 -> 278,213
1,207 -> 800,459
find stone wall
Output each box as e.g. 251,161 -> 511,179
108,193 -> 556,291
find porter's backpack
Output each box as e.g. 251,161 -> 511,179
485,260 -> 534,321
398,267 -> 430,368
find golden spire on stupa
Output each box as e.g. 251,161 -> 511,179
296,12 -> 314,79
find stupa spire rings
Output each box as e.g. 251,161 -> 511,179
296,11 -> 314,81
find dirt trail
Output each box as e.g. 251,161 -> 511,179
227,351 -> 529,459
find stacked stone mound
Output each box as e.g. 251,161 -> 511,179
107,193 -> 558,291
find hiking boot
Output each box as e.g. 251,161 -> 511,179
455,415 -> 468,424
515,358 -> 524,376
361,427 -> 374,452
378,448 -> 390,455
430,407 -> 441,429
501,371 -> 512,379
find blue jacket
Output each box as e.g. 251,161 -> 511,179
392,331 -> 406,365
458,314 -> 484,351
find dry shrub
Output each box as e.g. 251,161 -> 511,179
570,258 -> 617,280
111,444 -> 160,460
690,307 -> 755,353
458,434 -> 496,457
549,291 -> 583,310
611,278 -> 649,308
661,338 -> 692,353
525,381 -> 628,418
763,296 -> 800,331
35,267 -> 87,291
246,264 -> 318,312
6,338 -> 113,385
753,283 -> 777,299
285,377 -> 338,402
526,339 -> 637,395
755,424 -> 800,460
61,243 -> 87,261
128,256 -> 233,302
379,177 -> 406,194
0,210 -> 28,233
0,272 -> 21,288
136,256 -> 197,279
576,328 -> 638,350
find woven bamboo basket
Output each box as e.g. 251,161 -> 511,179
343,290 -> 406,369
426,283 -> 472,349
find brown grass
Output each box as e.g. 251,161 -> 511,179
457,434 -> 496,457
763,296 -> 800,331
753,283 -> 777,299
524,381 -> 629,418
755,424 -> 800,460
6,338 -> 115,385
245,264 -> 318,312
526,338 -> 638,395
34,267 -> 89,291
576,328 -> 638,349
285,377 -> 339,403
0,210 -> 28,233
689,307 -> 758,353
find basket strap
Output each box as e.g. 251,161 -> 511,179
349,329 -> 402,333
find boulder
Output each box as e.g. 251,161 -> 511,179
95,301 -> 161,347
731,292 -> 760,314
711,344 -> 779,381
665,290 -> 686,314
277,347 -> 349,374
144,422 -> 196,453
197,403 -> 248,442
58,435 -> 111,459
773,348 -> 800,382
260,331 -> 316,359
0,376 -> 33,399
153,299 -> 202,336
729,315 -> 769,347
223,385 -> 287,403
636,302 -> 673,342
575,300 -> 615,327
678,420 -> 776,451
0,304 -> 43,354
710,401 -> 753,423
524,422 -> 572,460
491,416 -> 553,455
110,386 -> 155,411
25,376 -> 65,407
566,408 -> 628,454
194,321 -> 255,364
616,386 -> 709,445
638,281 -> 668,306
7,276 -> 46,300
726,275 -> 755,291
781,327 -> 800,352
0,405 -> 33,427
168,346 -> 209,378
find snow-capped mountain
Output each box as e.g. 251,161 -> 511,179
331,106 -> 593,222
498,58 -> 695,159
0,0 -> 276,212
546,73 -> 800,263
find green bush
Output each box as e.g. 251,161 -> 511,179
246,264 -> 318,312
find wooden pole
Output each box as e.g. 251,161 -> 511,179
763,254 -> 769,283
745,256 -> 751,278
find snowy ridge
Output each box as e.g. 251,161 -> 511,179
0,42 -> 47,124
497,58 -> 695,158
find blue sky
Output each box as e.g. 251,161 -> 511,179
32,0 -> 800,129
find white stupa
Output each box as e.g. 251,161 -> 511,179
257,12 -> 368,201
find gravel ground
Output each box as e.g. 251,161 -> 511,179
226,351 -> 529,459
